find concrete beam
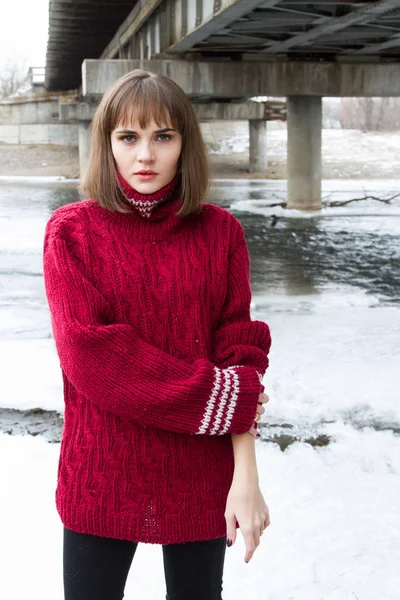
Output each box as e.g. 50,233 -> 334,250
71,100 -> 272,123
82,58 -> 400,99
60,102 -> 99,122
194,102 -> 265,120
196,101 -> 285,121
59,102 -> 78,122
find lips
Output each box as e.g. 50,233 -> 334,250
135,171 -> 157,175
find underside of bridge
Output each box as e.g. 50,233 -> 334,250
171,0 -> 400,57
45,0 -> 400,91
44,0 -> 137,91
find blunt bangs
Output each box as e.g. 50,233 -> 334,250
108,77 -> 182,134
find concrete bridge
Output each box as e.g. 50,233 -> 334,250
45,0 -> 400,209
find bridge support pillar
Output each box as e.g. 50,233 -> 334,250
78,121 -> 90,176
76,102 -> 98,177
287,96 -> 322,210
249,119 -> 268,173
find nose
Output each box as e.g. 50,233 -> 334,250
137,140 -> 155,163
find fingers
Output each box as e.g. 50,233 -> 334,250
243,531 -> 256,563
225,515 -> 237,547
258,392 -> 270,405
253,530 -> 261,554
244,513 -> 270,562
256,404 -> 265,416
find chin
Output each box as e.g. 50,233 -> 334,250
129,178 -> 161,194
139,184 -> 162,195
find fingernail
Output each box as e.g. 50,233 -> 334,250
245,560 -> 249,564
226,539 -> 232,547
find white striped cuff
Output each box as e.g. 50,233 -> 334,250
196,365 -> 247,436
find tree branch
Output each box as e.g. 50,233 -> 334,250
264,192 -> 399,210
326,192 -> 399,207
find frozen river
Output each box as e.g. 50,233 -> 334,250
0,178 -> 399,600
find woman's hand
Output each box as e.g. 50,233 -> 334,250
225,467 -> 270,561
225,388 -> 271,561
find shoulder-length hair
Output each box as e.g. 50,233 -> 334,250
80,69 -> 210,217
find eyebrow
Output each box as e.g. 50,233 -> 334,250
115,128 -> 177,134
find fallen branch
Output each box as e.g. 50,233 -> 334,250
264,192 -> 400,210
326,192 -> 399,207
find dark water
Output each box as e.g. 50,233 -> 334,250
211,182 -> 400,305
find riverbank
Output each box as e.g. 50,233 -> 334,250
1,129 -> 400,179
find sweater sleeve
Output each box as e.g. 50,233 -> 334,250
42,213 -> 261,436
211,217 -> 271,389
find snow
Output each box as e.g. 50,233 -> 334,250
0,340 -> 62,412
1,425 -> 399,600
210,126 -> 400,167
0,175 -> 79,184
259,302 -> 400,433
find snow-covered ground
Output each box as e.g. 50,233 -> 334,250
0,180 -> 399,599
208,127 -> 400,179
209,126 -> 400,165
1,425 -> 399,600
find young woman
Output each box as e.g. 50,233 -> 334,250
43,69 -> 272,600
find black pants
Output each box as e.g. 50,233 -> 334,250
63,526 -> 226,600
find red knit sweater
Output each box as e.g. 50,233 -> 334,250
43,179 -> 271,544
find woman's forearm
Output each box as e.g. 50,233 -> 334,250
231,433 -> 259,484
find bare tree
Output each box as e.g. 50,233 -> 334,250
0,57 -> 28,100
340,97 -> 400,131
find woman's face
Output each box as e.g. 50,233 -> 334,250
111,118 -> 182,194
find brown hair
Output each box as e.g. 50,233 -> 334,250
80,69 -> 210,217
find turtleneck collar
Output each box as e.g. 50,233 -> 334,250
117,171 -> 181,221
88,172 -> 187,242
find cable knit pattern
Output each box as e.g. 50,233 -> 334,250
42,183 -> 271,544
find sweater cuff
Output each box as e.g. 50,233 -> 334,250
226,366 -> 262,434
196,365 -> 260,436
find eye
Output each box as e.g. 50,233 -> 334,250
156,134 -> 172,141
121,135 -> 136,143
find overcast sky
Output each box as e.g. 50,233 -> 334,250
0,0 -> 49,71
